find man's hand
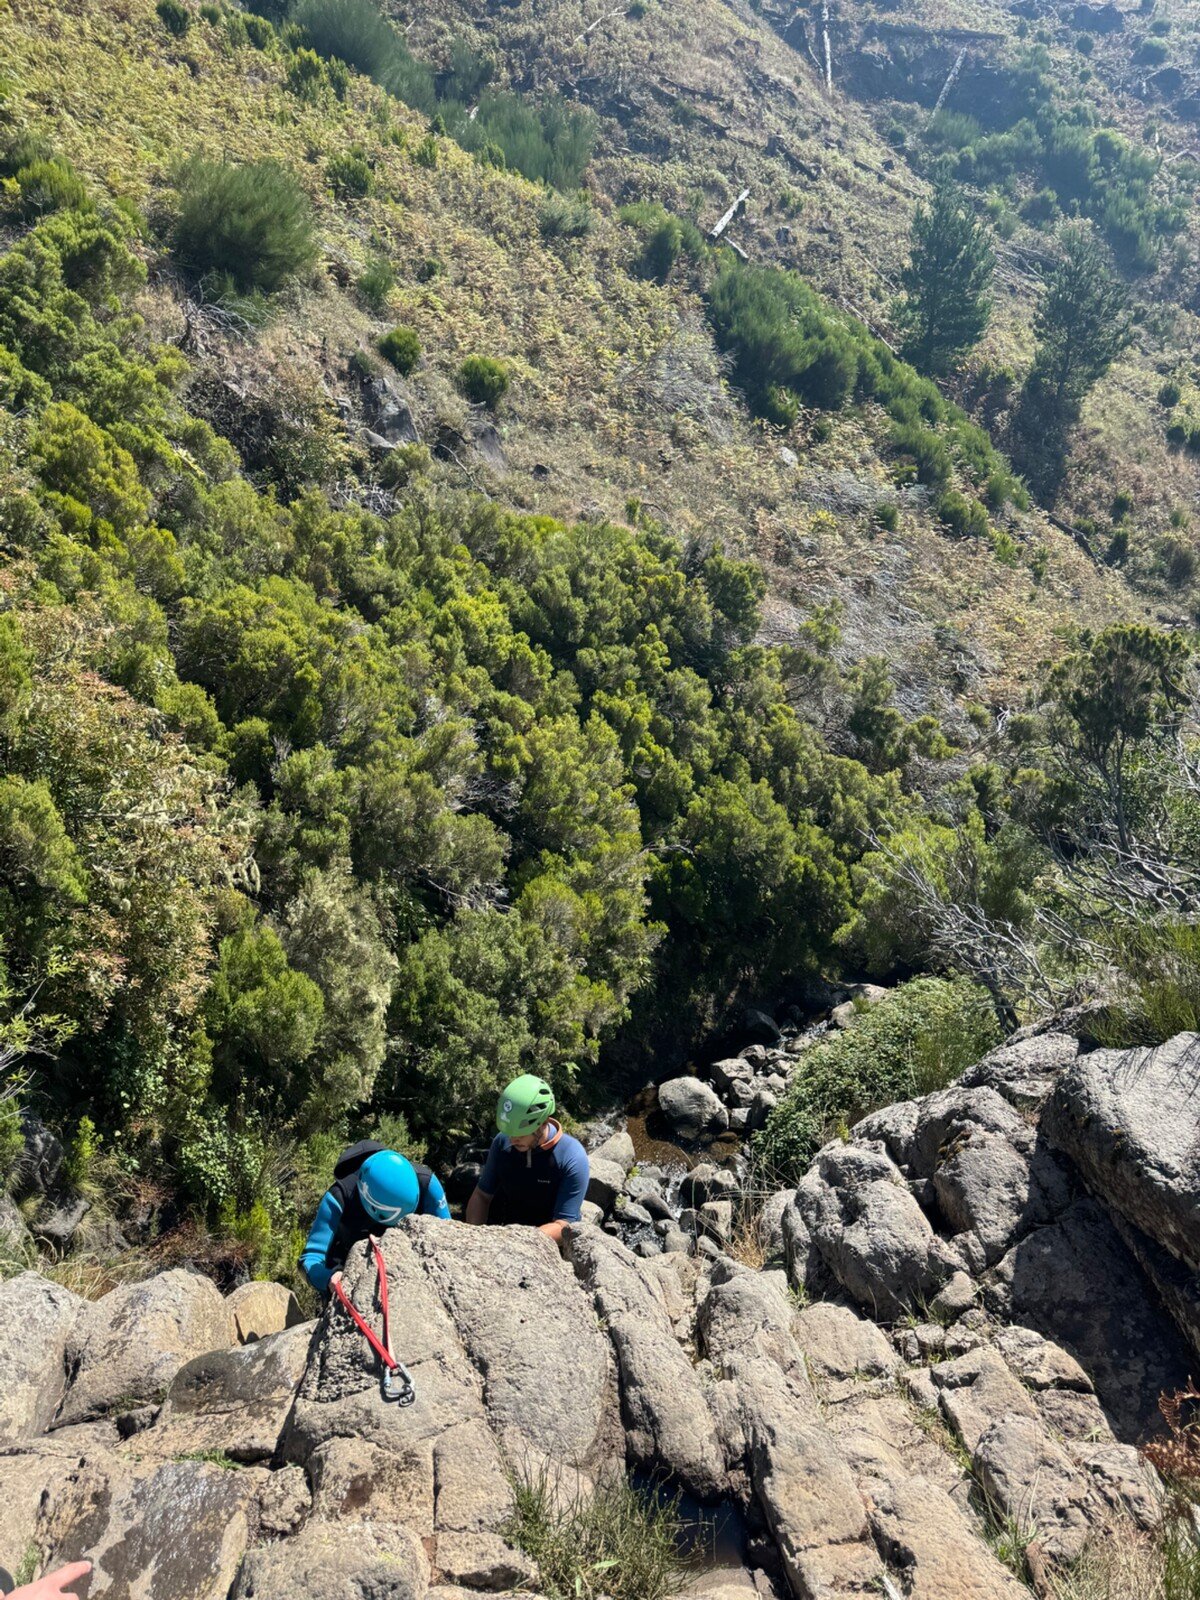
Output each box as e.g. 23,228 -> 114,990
12,1561 -> 93,1600
329,1270 -> 343,1293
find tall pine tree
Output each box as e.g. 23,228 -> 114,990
897,179 -> 995,376
1012,224 -> 1132,501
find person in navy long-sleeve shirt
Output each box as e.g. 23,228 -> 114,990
300,1140 -> 450,1293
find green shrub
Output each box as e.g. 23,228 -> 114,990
0,1097 -> 22,1192
157,0 -> 191,35
1134,36 -> 1169,65
378,324 -> 420,374
936,489 -> 990,539
1095,922 -> 1200,1046
413,133 -> 439,169
1158,380 -> 1182,407
539,192 -> 593,241
1167,420 -> 1189,448
457,355 -> 509,407
10,159 -> 90,220
454,91 -> 595,190
326,149 -> 373,198
243,13 -> 275,48
357,255 -> 395,311
504,1466 -> 682,1600
285,47 -> 326,100
174,156 -> 317,295
1160,535 -> 1197,589
876,502 -> 899,531
890,423 -> 951,488
1105,527 -> 1129,566
1111,489 -> 1135,520
291,0 -> 436,110
753,977 -> 1001,1183
200,4 -> 221,22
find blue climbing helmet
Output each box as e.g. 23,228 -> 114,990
358,1150 -> 421,1226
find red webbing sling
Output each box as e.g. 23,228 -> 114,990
331,1236 -> 415,1405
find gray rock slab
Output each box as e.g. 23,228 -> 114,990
1043,1034 -> 1200,1270
0,1271 -> 85,1443
56,1268 -> 236,1427
140,1320 -> 314,1462
987,1198 -> 1193,1441
566,1227 -> 726,1499
231,1518 -> 427,1600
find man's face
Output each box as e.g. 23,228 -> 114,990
508,1120 -> 549,1152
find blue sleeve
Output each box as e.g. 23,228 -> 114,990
477,1135 -> 505,1197
300,1189 -> 343,1293
420,1173 -> 452,1219
553,1139 -> 589,1223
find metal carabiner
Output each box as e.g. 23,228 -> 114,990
382,1361 -> 416,1406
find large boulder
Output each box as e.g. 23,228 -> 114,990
0,1271 -> 85,1443
792,1302 -> 897,1383
55,1267 -> 236,1426
862,1471 -> 1027,1598
231,1519 -> 427,1600
408,1219 -> 619,1475
227,1280 -> 306,1343
566,1228 -> 726,1500
589,1128 -> 635,1170
987,1198 -> 1192,1441
586,1157 -> 627,1212
961,1033 -> 1079,1113
138,1320 -> 314,1462
797,1144 -> 963,1319
699,1271 -> 883,1596
1043,1034 -> 1200,1273
658,1077 -> 729,1141
35,1452 -> 264,1600
929,1349 -> 1094,1562
905,1086 -> 1072,1274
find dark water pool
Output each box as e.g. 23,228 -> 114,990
630,1472 -> 751,1573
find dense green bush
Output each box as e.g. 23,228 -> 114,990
936,489 -> 990,539
619,202 -> 706,282
9,159 -> 90,220
1159,380 -> 1182,407
452,92 -> 595,189
156,0 -> 191,35
326,148 -> 373,198
378,324 -> 421,374
538,192 -> 593,241
942,95 -> 1182,270
357,255 -> 395,310
753,977 -> 1001,1182
173,156 -> 317,295
243,13 -> 275,48
457,354 -> 509,406
291,0 -> 436,110
708,260 -> 1016,503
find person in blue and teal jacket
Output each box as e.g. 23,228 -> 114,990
300,1141 -> 451,1294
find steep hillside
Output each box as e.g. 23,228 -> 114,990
398,0 -> 1200,618
2,0 -> 1157,716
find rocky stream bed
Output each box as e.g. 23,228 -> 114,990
1,992 -> 1198,1600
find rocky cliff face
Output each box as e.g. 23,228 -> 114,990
0,1027 -> 1195,1599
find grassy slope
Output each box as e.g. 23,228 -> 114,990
2,0 -> 1154,714
401,0 -> 1200,605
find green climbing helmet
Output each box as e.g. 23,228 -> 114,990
497,1073 -> 556,1137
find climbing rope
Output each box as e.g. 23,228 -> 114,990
332,1236 -> 416,1406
